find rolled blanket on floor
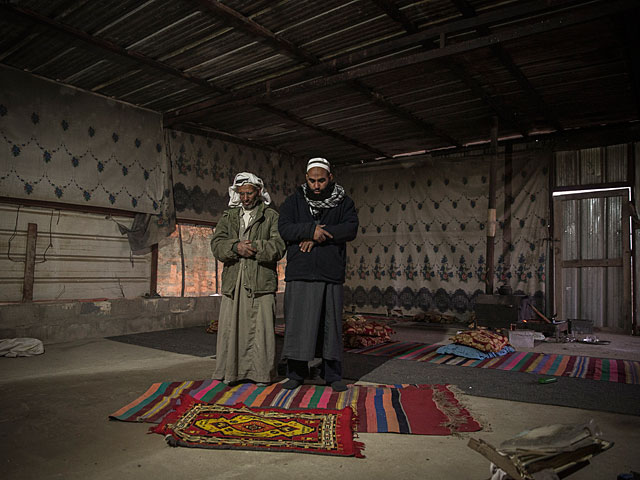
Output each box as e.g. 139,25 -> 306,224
436,343 -> 515,360
448,329 -> 511,353
343,314 -> 395,348
0,338 -> 44,357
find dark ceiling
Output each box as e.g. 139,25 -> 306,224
1,0 -> 639,164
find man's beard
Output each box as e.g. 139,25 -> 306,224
305,182 -> 334,201
242,199 -> 259,210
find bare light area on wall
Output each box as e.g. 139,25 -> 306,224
157,224 -> 286,297
157,225 -> 218,297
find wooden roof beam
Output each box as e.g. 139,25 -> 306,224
192,0 -> 319,64
164,0 -> 588,121
258,104 -> 389,158
450,0 -> 564,132
349,82 -> 462,147
372,0 -> 531,137
339,120 -> 640,167
370,0 -> 419,34
0,3 -> 383,157
195,0 -> 460,147
172,123 -> 296,156
443,58 -> 531,137
0,3 -> 227,93
165,0 -> 636,123
191,2 -> 394,157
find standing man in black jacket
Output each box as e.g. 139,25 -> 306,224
278,157 -> 359,392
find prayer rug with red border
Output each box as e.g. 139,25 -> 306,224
150,396 -> 365,457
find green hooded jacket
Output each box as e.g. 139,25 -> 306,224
211,202 -> 286,296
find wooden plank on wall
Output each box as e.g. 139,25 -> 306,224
0,203 -> 150,302
623,200 -> 632,332
553,197 -> 564,321
150,243 -> 158,296
561,259 -> 623,268
21,222 -> 37,302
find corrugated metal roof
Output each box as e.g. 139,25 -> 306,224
1,0 -> 638,163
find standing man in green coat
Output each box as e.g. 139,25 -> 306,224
211,172 -> 286,385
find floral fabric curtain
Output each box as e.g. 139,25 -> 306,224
167,130 -> 305,223
339,150 -> 549,318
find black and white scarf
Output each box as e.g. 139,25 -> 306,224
301,183 -> 345,218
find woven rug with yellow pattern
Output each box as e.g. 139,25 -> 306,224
150,395 -> 365,457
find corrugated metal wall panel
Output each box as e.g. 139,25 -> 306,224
578,147 -> 605,185
0,203 -> 149,302
561,200 -> 578,261
561,265 -> 615,329
636,229 -> 640,332
607,196 -> 622,259
555,150 -> 578,187
606,144 -> 628,182
555,143 -> 630,187
606,266 -> 624,330
562,267 -> 579,319
580,266 -> 605,329
555,141 -> 630,330
561,196 -> 625,329
579,147 -> 604,184
580,198 -> 604,260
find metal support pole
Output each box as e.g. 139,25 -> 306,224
486,117 -> 499,294
150,243 -> 158,296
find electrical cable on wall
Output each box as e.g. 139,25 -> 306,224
7,206 -> 59,264
6,205 -> 22,262
35,209 -> 59,264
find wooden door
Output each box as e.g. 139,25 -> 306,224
553,190 -> 631,332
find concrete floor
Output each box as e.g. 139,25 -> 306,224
1,329 -> 639,480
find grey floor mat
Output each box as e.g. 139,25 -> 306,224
107,327 -> 640,416
107,326 -> 215,357
347,355 -> 640,416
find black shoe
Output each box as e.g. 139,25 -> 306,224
329,380 -> 347,392
282,378 -> 302,390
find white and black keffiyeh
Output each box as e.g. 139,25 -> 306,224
228,172 -> 271,207
301,183 -> 345,217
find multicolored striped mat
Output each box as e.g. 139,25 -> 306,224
110,380 -> 482,435
347,342 -> 640,384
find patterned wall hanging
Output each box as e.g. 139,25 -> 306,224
0,66 -> 169,215
338,149 -> 549,318
167,130 -> 305,223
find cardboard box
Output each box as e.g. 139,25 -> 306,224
509,329 -> 535,349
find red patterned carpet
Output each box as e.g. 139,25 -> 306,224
151,397 -> 365,457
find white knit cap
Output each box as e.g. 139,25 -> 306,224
307,157 -> 330,173
228,172 -> 271,207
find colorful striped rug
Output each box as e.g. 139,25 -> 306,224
110,380 -> 481,435
347,341 -> 640,385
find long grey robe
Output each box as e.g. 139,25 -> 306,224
281,280 -> 343,362
213,212 -> 276,383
